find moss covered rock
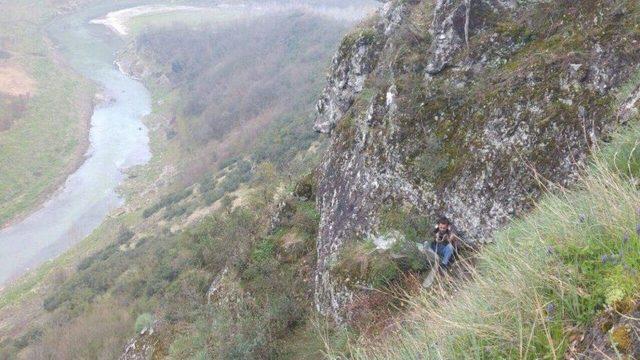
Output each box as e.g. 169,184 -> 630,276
314,0 -> 640,321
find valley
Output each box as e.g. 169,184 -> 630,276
0,1 -> 375,358
2,0 -> 640,359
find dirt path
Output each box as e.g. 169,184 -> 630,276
0,63 -> 36,97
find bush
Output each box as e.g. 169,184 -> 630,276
134,313 -> 155,333
76,255 -> 95,271
250,239 -> 277,263
143,188 -> 193,218
369,257 -> 401,288
163,203 -> 189,220
291,201 -> 320,239
410,134 -> 451,183
203,188 -> 224,205
379,205 -> 432,243
13,328 -> 43,350
117,227 -> 134,244
332,241 -> 404,288
201,161 -> 254,206
43,294 -> 64,312
390,239 -> 431,272
293,173 -> 316,201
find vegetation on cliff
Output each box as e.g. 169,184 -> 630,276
313,0 -> 640,324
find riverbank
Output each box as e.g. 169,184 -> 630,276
90,5 -> 206,36
0,65 -> 94,231
0,1 -> 153,286
0,1 -> 98,228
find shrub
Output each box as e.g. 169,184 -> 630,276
13,328 -> 43,350
143,188 -> 193,218
251,239 -> 277,263
390,239 -> 430,272
117,227 -> 134,244
293,173 -> 316,201
163,203 -> 189,220
411,134 -> 450,183
203,188 -> 224,205
134,313 -> 155,333
76,255 -> 95,271
369,257 -> 401,288
291,201 -> 320,239
379,205 -> 432,243
332,241 -> 403,288
611,325 -> 632,353
30,301 -> 131,359
43,294 -> 64,312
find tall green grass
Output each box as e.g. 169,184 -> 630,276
342,120 -> 640,359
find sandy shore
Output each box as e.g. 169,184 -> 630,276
89,5 -> 206,36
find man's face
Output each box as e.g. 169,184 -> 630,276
438,223 -> 449,232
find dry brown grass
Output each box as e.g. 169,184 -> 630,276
0,63 -> 36,96
22,299 -> 132,359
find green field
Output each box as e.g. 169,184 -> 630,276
0,1 -> 96,226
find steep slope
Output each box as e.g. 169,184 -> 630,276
314,0 -> 640,321
117,12 -> 348,183
0,7 -> 359,359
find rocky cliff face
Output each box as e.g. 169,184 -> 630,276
314,0 -> 640,321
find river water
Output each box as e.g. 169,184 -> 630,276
0,5 -> 151,286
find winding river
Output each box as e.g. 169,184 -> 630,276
0,5 -> 152,286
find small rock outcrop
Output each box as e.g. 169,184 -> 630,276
314,0 -> 640,321
120,326 -> 159,360
570,300 -> 640,358
426,0 -> 513,74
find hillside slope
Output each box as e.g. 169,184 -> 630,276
2,0 -> 640,359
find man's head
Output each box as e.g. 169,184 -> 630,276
437,216 -> 451,232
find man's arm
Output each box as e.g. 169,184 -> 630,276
449,231 -> 462,249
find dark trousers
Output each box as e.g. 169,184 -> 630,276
430,242 -> 454,267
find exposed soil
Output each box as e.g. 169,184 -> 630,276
89,5 -> 206,36
0,63 -> 36,97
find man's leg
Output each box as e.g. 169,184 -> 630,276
440,243 -> 454,267
432,243 -> 446,264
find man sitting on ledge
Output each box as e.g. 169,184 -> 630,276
428,216 -> 461,270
